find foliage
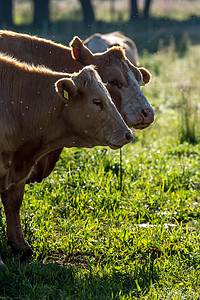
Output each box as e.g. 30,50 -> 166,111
0,36 -> 200,300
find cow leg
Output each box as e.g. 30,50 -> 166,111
0,255 -> 7,270
1,181 -> 32,256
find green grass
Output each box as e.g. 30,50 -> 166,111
13,0 -> 200,25
0,41 -> 200,299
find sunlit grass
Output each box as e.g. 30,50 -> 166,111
13,1 -> 33,25
12,0 -> 200,25
150,0 -> 200,21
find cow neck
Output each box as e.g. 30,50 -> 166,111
28,36 -> 83,73
0,70 -> 76,190
0,56 -> 70,145
0,31 -> 83,74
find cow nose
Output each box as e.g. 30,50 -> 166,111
125,131 -> 133,142
141,108 -> 154,123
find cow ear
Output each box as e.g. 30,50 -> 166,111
70,36 -> 94,65
106,46 -> 126,59
139,68 -> 151,86
55,78 -> 78,102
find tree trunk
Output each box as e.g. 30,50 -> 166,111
0,0 -> 13,26
33,0 -> 49,28
130,0 -> 138,21
144,0 -> 152,19
79,0 -> 95,24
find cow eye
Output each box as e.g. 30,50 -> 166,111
108,80 -> 121,88
109,80 -> 118,86
93,99 -> 104,110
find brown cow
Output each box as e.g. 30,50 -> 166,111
0,31 -> 154,184
0,30 -> 153,128
0,31 -> 154,264
0,54 -> 132,266
84,31 -> 140,66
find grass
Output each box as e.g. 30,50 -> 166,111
13,0 -> 200,25
0,37 -> 200,298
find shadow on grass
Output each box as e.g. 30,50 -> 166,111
0,250 -> 160,299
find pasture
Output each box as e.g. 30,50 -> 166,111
0,1 -> 200,298
0,35 -> 199,299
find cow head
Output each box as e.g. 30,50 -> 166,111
84,32 -> 140,66
55,66 -> 133,149
84,34 -> 109,53
70,37 -> 154,130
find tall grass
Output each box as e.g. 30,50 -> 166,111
179,90 -> 199,144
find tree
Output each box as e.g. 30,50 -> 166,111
0,0 -> 13,26
130,0 -> 138,20
33,0 -> 49,28
144,0 -> 152,19
79,0 -> 95,24
129,0 -> 152,21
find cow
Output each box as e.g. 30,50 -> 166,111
0,31 -> 153,129
0,31 -> 154,184
0,31 -> 154,262
84,31 -> 140,66
0,53 -> 132,267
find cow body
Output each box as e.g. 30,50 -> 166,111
0,54 -> 132,263
84,31 -> 140,66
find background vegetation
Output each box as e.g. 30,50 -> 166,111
0,0 -> 200,299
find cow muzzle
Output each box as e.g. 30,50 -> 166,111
134,107 -> 154,129
109,129 -> 133,149
141,108 -> 154,123
125,107 -> 155,129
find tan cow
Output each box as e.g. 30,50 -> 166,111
0,31 -> 153,128
0,31 -> 154,263
0,31 -> 154,184
84,31 -> 140,66
0,53 -> 132,266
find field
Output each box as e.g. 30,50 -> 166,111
13,0 -> 200,24
0,1 -> 200,299
0,36 -> 199,299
